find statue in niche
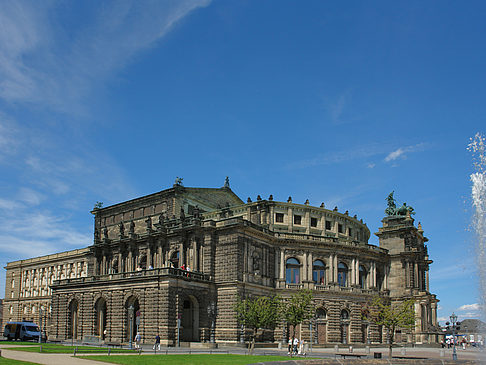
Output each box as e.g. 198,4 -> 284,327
252,252 -> 261,273
158,213 -> 165,226
145,216 -> 152,231
193,205 -> 201,219
103,227 -> 109,240
129,221 -> 135,235
180,207 -> 185,221
94,227 -> 100,241
119,221 -> 125,237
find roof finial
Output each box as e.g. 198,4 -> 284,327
224,176 -> 230,188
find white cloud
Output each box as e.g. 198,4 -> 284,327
0,0 -> 211,113
384,143 -> 427,162
18,188 -> 45,206
367,163 -> 376,169
458,303 -> 481,311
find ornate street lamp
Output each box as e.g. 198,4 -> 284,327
449,312 -> 459,361
128,305 -> 134,349
38,307 -> 43,344
207,302 -> 217,343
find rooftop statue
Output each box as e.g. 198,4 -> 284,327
174,177 -> 183,186
224,176 -> 230,188
385,191 -> 415,216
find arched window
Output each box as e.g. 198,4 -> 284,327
286,258 -> 300,284
316,308 -> 327,319
313,260 -> 326,285
170,251 -> 180,268
340,309 -> 350,344
94,298 -> 107,337
359,265 -> 367,289
338,263 -> 348,287
340,309 -> 349,320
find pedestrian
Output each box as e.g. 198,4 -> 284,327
293,337 -> 299,354
153,334 -> 161,351
103,329 -> 107,341
288,338 -> 292,354
298,339 -> 305,355
134,332 -> 142,349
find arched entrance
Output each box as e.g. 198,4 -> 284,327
181,296 -> 199,342
95,298 -> 107,339
315,308 -> 327,344
125,296 -> 140,342
68,299 -> 79,339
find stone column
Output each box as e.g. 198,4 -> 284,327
275,248 -> 279,279
102,255 -> 107,275
147,246 -> 152,268
280,250 -> 285,279
180,243 -> 185,268
426,269 -> 430,292
192,238 -> 198,270
384,265 -> 388,290
303,252 -> 308,281
305,211 -> 310,234
308,252 -> 313,283
414,262 -> 419,289
355,259 -> 360,286
128,251 -> 133,272
94,257 -> 98,275
118,253 -> 122,273
350,258 -> 356,286
288,207 -> 293,233
372,262 -> 376,288
333,255 -> 338,282
269,205 -> 275,230
328,254 -> 334,283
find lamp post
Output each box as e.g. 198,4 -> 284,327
450,312 -> 458,361
128,305 -> 134,350
38,307 -> 43,344
207,302 -> 217,343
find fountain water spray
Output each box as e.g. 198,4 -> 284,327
468,133 -> 486,320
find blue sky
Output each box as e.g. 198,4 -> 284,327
0,0 -> 484,324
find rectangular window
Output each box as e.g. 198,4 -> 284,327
310,217 -> 318,227
325,221 -> 332,230
275,213 -> 284,223
294,215 -> 302,225
338,224 -> 343,233
348,228 -> 352,236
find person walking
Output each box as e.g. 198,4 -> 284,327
293,337 -> 299,355
153,334 -> 161,351
134,332 -> 142,349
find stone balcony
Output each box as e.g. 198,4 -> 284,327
277,281 -> 382,295
52,267 -> 211,287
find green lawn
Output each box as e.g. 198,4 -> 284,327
0,357 -> 40,365
6,344 -> 134,354
0,342 -> 41,346
79,354 -> 294,365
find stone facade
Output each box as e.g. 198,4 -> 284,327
2,182 -> 440,345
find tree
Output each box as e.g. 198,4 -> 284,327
281,289 -> 314,357
362,296 -> 415,359
234,295 -> 280,355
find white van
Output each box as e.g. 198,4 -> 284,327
3,322 -> 43,341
